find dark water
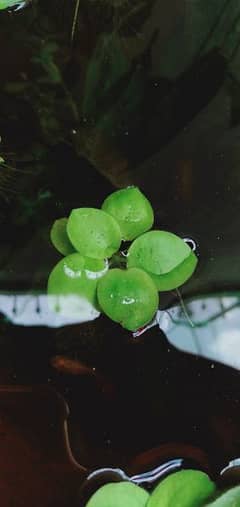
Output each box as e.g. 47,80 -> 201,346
1,1 -> 240,505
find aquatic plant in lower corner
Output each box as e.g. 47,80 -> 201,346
84,478 -> 240,507
84,469 -> 217,507
47,186 -> 198,331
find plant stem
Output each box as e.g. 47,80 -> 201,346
71,0 -> 80,42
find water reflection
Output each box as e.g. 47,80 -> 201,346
0,293 -> 100,327
2,290 -> 240,373
165,294 -> 240,370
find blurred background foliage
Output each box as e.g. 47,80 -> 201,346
1,0 -> 240,179
1,0 -> 240,292
1,0 -> 240,185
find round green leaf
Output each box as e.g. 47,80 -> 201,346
67,207 -> 122,259
47,253 -> 108,316
97,267 -> 159,331
147,470 -> 216,507
205,485 -> 240,506
0,0 -> 26,10
127,230 -> 191,276
147,251 -> 198,291
50,217 -> 75,256
86,481 -> 149,507
102,186 -> 154,241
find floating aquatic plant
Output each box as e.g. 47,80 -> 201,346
67,208 -> 122,259
127,230 -> 198,291
48,186 -> 198,331
147,470 -> 216,507
47,253 -> 108,318
0,0 -> 29,11
85,469 -> 216,507
50,218 -> 76,256
85,481 -> 149,507
205,484 -> 240,506
102,186 -> 154,241
97,267 -> 159,331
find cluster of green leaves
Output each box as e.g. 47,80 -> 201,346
48,186 -> 198,331
85,469 -> 217,507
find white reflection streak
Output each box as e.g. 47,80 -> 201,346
0,294 -> 100,327
167,297 -> 240,371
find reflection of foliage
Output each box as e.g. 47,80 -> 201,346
32,42 -> 62,84
0,0 -> 158,249
72,0 -> 153,38
168,296 -> 240,329
0,0 -> 154,188
16,190 -> 52,225
4,38 -> 78,145
78,32 -> 145,155
2,0 -> 240,207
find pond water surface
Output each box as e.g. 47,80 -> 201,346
1,1 -> 240,505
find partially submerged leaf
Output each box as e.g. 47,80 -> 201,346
97,267 -> 159,331
127,230 -> 191,275
86,481 -> 149,507
147,470 -> 216,507
127,230 -> 198,291
149,251 -> 198,291
0,0 -> 27,11
50,217 -> 75,256
47,253 -> 108,316
205,484 -> 240,506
